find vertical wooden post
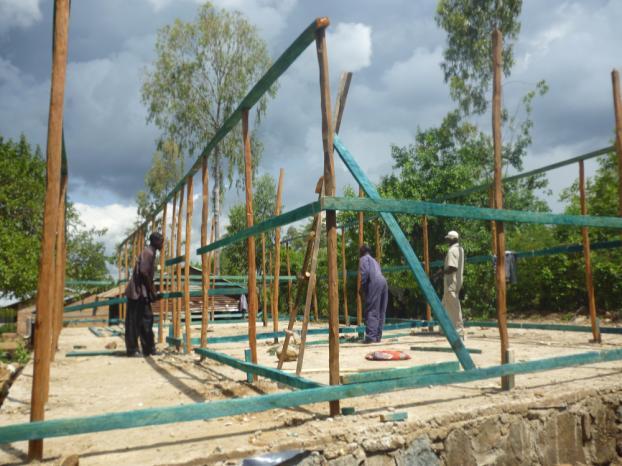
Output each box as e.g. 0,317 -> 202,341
492,29 -> 510,390
158,202 -> 168,344
169,192 -> 178,332
242,109 -> 258,374
184,176 -> 194,353
316,20 -> 340,416
612,70 -> 622,216
268,250 -> 272,319
422,216 -> 432,321
356,187 -> 364,326
261,234 -> 268,327
122,242 -> 128,320
200,158 -> 210,347
313,287 -> 319,322
375,220 -> 382,264
271,169 -> 285,338
175,187 -> 185,340
51,169 -> 67,359
341,226 -> 349,325
29,0 -> 70,459
579,161 -> 601,342
209,216 -> 216,320
285,240 -> 293,323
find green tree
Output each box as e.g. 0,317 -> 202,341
0,134 -> 45,299
141,3 -> 276,273
435,0 -> 523,115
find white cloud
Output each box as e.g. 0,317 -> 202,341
74,202 -> 137,254
0,0 -> 41,33
328,22 -> 373,73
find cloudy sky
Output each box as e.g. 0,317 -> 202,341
1,0 -> 621,262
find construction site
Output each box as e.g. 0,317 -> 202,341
2,1 -> 622,465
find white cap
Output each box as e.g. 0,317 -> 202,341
445,230 -> 459,240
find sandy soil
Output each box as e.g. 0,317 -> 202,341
1,320 -> 622,465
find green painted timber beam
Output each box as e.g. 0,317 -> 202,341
333,134 -> 475,371
64,297 -> 127,312
340,361 -> 460,385
159,287 -> 247,299
2,347 -> 622,443
196,202 -> 321,255
121,18 -> 328,248
194,348 -> 322,390
409,346 -> 483,354
437,146 -> 614,202
464,320 -> 622,335
321,196 -> 622,229
164,255 -> 185,266
66,350 -> 126,357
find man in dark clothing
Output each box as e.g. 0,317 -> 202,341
359,244 -> 388,343
124,232 -> 163,356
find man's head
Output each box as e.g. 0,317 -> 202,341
359,244 -> 372,257
444,230 -> 459,245
149,232 -> 164,251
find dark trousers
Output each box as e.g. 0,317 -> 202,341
125,298 -> 156,356
364,279 -> 388,342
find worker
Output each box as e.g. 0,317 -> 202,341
125,232 -> 163,357
359,244 -> 388,343
435,230 -> 465,340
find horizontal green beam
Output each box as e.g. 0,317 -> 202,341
164,255 -> 185,266
66,280 -> 116,286
410,346 -> 483,354
437,146 -> 614,202
340,361 -> 460,384
196,202 -> 321,255
63,318 -> 120,325
66,350 -> 125,357
2,347 -> 622,443
160,287 -> 246,299
464,320 -> 622,335
121,19 -> 327,248
321,196 -> 622,229
64,297 -> 126,312
194,348 -> 322,390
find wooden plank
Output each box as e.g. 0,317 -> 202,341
29,0 -> 71,458
196,202 -> 321,255
159,288 -> 248,299
320,196 -> 622,229
340,361 -> 459,384
66,350 -> 125,357
272,169 -> 285,335
242,109 -> 258,376
332,135 -> 476,371
200,158 -> 210,347
122,18 -> 330,243
579,160 -> 600,342
410,346 -> 482,354
5,347 -> 622,444
316,26 -> 341,416
492,28 -> 511,390
195,348 -> 322,390
164,255 -> 185,266
184,176 -> 194,353
611,70 -> 622,215
463,320 -> 622,334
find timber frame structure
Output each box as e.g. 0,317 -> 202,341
5,6 -> 622,457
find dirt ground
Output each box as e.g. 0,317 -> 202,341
1,319 -> 622,465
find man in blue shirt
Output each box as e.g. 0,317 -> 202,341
359,244 -> 388,343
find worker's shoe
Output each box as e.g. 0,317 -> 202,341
127,351 -> 142,358
362,337 -> 376,344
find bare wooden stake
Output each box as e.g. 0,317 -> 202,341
242,109 -> 258,375
313,286 -> 320,322
158,202 -> 168,344
271,169 -> 285,339
29,0 -> 70,459
285,240 -> 293,321
422,216 -> 432,321
375,220 -> 382,264
356,187 -> 364,326
184,176 -> 194,353
175,186 -> 185,340
122,242 -> 128,320
341,226 -> 349,325
492,29 -> 510,390
169,192 -> 178,330
200,158 -> 210,347
209,216 -> 216,320
261,234 -> 268,327
51,171 -> 67,359
579,160 -> 601,343
613,70 -> 622,216
316,25 -> 340,416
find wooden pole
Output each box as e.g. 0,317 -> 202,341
333,71 -> 352,134
422,216 -> 431,321
375,220 -> 382,264
184,176 -> 194,353
285,240 -> 293,323
51,171 -> 67,360
341,226 -> 349,325
579,160 -> 600,343
158,202 -> 168,344
271,169 -> 285,339
612,70 -> 622,216
242,109 -> 258,374
313,287 -> 319,322
209,216 -> 216,320
200,158 -> 210,347
175,186 -> 185,340
169,192 -> 178,331
122,243 -> 128,320
356,187 -> 364,326
315,23 -> 340,416
261,234 -> 268,327
492,29 -> 510,390
29,0 -> 70,459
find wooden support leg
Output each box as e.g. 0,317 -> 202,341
262,234 -> 268,327
184,176 -> 194,354
341,226 -> 349,325
158,202 -> 168,344
271,169 -> 285,339
200,158 -> 210,347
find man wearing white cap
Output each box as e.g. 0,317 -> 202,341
440,230 -> 465,339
